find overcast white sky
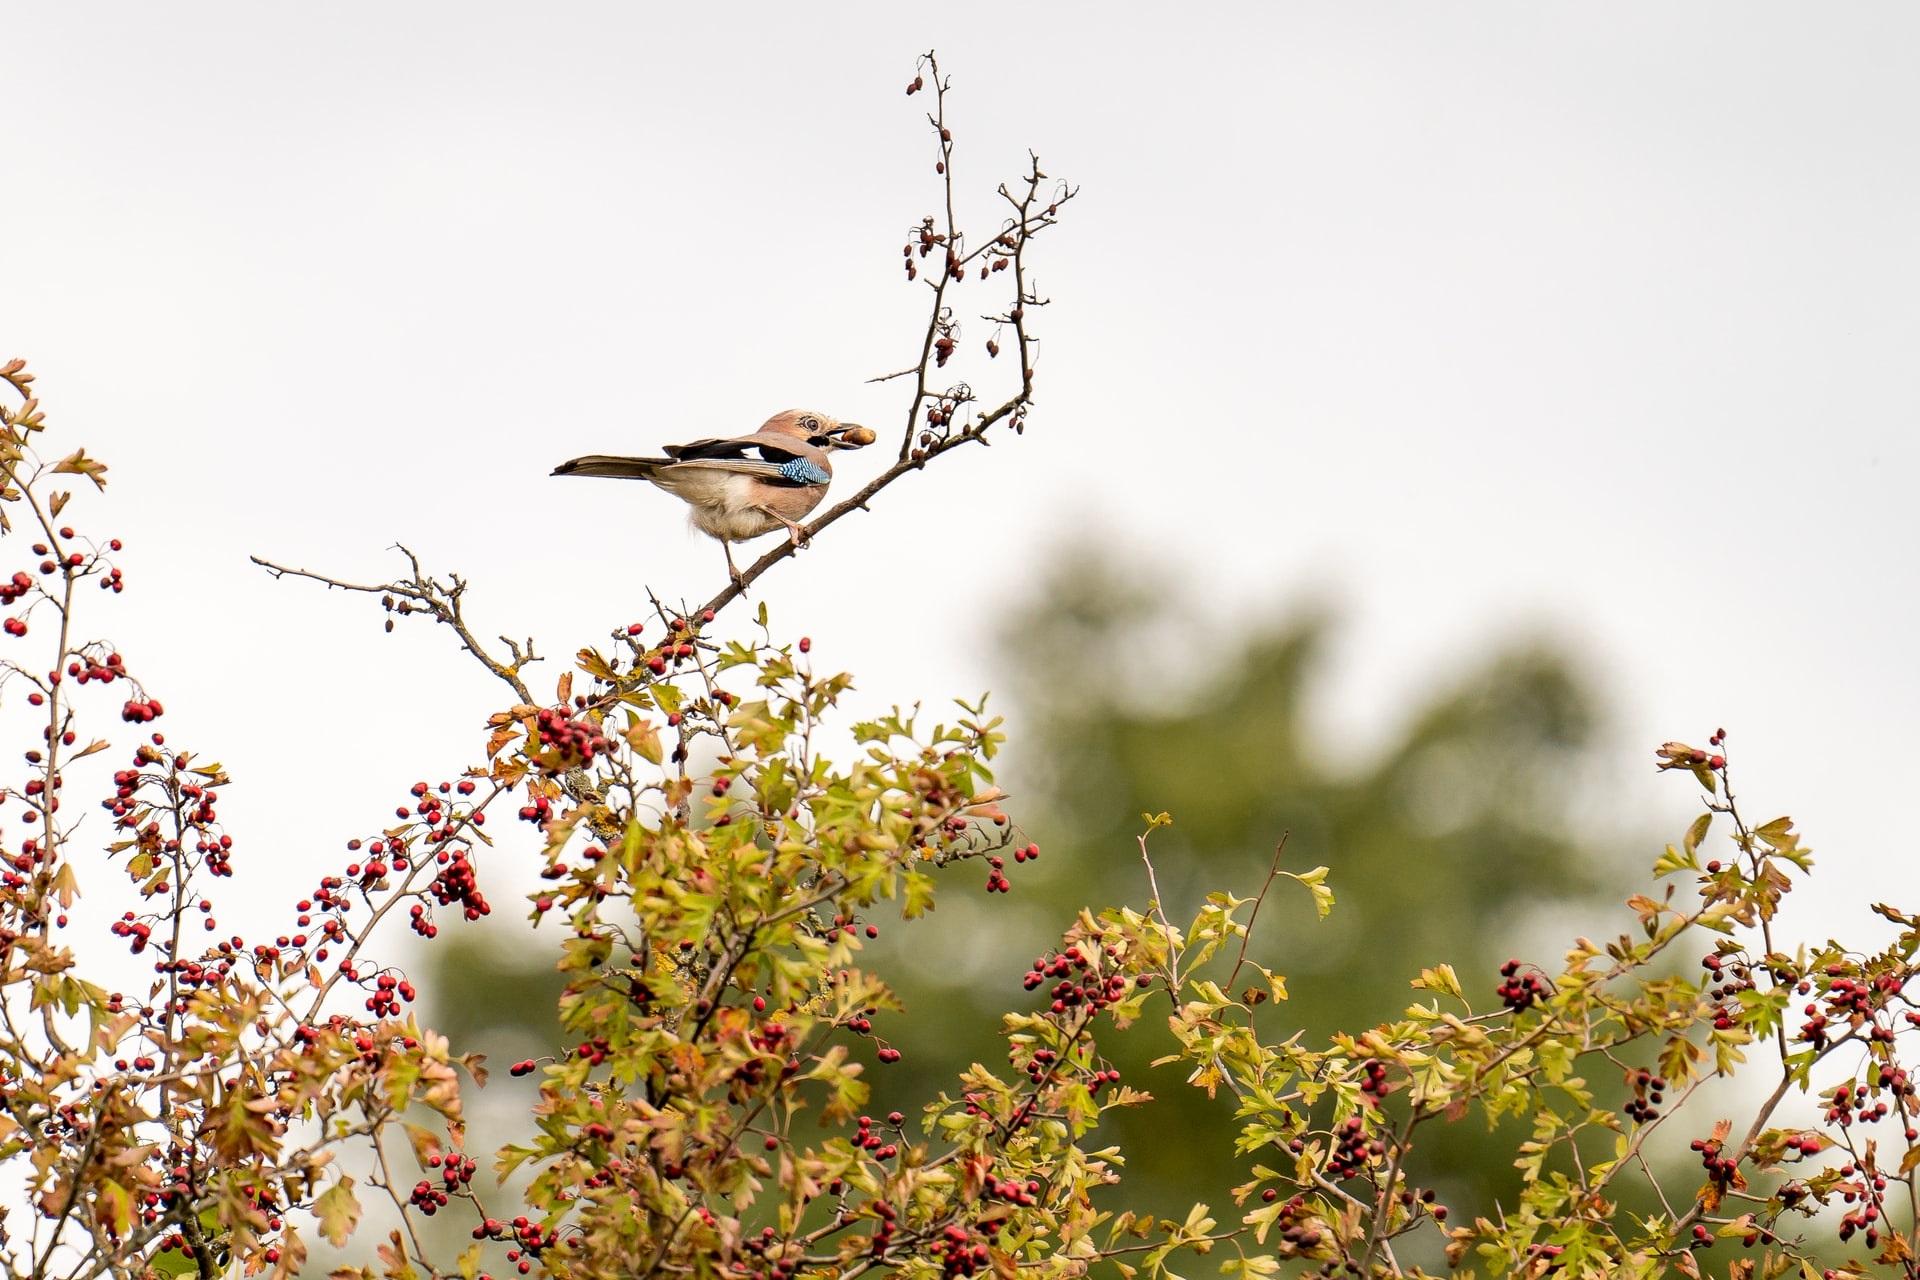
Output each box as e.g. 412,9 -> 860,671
4,4 -> 1916,942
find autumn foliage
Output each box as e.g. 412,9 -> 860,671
3,53 -> 1919,1280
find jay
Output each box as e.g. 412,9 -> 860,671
553,410 -> 875,582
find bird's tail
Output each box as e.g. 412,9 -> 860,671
551,454 -> 668,480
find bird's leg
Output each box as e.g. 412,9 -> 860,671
723,539 -> 746,586
755,508 -> 811,550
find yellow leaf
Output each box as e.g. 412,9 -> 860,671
626,719 -> 663,765
50,448 -> 108,490
1412,964 -> 1463,1001
316,1177 -> 361,1248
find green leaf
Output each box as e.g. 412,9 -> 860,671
728,700 -> 790,755
901,869 -> 936,919
1683,811 -> 1712,855
149,1249 -> 199,1279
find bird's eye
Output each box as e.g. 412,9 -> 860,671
800,416 -> 820,431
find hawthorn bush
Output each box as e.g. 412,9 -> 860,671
1,53 -> 1915,1280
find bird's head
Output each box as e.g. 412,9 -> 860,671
762,409 -> 876,451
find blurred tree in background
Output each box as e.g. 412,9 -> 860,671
869,543 -> 1628,1228
420,539 -> 1634,1245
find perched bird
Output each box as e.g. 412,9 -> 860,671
552,409 -> 877,582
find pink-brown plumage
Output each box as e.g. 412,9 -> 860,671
552,409 -> 873,580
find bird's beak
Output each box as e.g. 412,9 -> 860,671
825,422 -> 877,450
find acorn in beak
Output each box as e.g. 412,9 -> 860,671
824,422 -> 876,449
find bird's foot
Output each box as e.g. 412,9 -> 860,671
749,506 -> 811,551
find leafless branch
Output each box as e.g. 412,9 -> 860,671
248,547 -> 538,704
1227,831 -> 1292,995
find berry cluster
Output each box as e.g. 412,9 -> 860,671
1701,953 -> 1757,1031
532,706 -> 609,770
1020,944 -> 1138,1019
471,1214 -> 559,1276
364,971 -> 417,1018
1496,959 -> 1549,1011
1688,1132 -> 1741,1197
738,1225 -> 802,1280
827,995 -> 900,1064
571,1035 -> 612,1067
1396,1184 -> 1446,1224
409,1178 -> 449,1214
1833,1157 -> 1891,1248
69,651 -> 128,686
119,697 -> 164,724
634,617 -> 706,677
0,840 -> 55,895
1622,1068 -> 1667,1124
111,911 -> 153,955
1799,967 -> 1902,1056
1259,1193 -> 1327,1255
866,1200 -> 899,1259
408,1151 -> 478,1216
0,569 -> 32,607
403,778 -> 478,832
425,849 -> 489,922
1823,1081 -> 1891,1128
852,1114 -> 898,1161
102,743 -> 233,886
1322,1114 -> 1383,1181
1018,1046 -> 1058,1084
826,914 -> 881,942
1358,1059 -> 1390,1106
983,852 -> 1011,894
984,1173 -> 1042,1207
927,1222 -> 992,1278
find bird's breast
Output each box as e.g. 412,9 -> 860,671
663,470 -> 826,542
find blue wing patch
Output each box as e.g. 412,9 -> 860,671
776,457 -> 831,486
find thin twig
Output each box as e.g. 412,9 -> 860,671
1227,832 -> 1291,994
